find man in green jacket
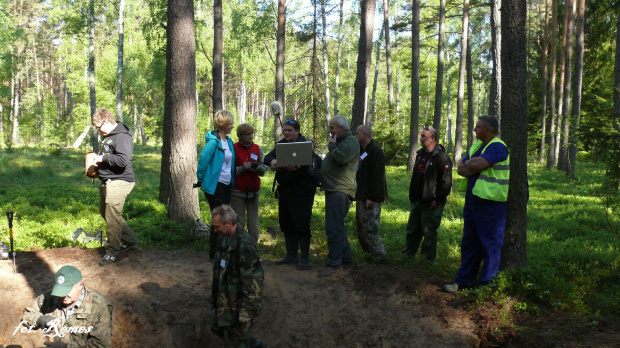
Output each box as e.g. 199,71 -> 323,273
320,116 -> 360,269
20,265 -> 113,348
211,205 -> 266,348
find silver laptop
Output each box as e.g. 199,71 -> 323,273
276,141 -> 313,167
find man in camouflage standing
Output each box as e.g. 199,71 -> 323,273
20,265 -> 112,348
354,125 -> 388,262
211,205 -> 266,348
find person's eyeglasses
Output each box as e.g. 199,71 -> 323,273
243,133 -> 254,136
94,123 -> 103,130
285,119 -> 296,124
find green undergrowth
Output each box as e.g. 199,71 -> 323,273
0,146 -> 618,318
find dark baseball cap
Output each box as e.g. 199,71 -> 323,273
51,266 -> 82,297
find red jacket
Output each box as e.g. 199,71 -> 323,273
233,142 -> 261,193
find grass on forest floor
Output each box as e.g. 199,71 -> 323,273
0,145 -> 618,319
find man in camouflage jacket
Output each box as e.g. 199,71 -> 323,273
211,205 -> 265,348
20,266 -> 112,348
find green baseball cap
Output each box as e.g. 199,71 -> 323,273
51,266 -> 82,297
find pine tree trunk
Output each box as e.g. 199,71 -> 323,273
445,55 -> 452,152
466,33 -> 475,154
212,0 -> 223,116
370,28 -> 383,125
159,0 -> 199,222
432,0 -> 446,131
546,0 -> 558,169
539,0 -> 549,163
454,0 -> 470,164
555,0 -> 570,169
489,0 -> 502,125
321,0 -> 331,119
88,0 -> 98,153
351,0 -> 376,130
558,0 -> 575,173
383,0 -> 394,111
333,0 -> 344,116
408,0 -> 421,172
275,0 -> 285,142
116,0 -> 125,122
500,0 -> 528,271
567,0 -> 584,180
609,5 -> 620,189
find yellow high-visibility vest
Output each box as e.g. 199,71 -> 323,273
458,137 -> 510,202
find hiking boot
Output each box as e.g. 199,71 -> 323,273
99,254 -> 116,266
402,247 -> 415,257
119,240 -> 139,253
443,283 -> 461,293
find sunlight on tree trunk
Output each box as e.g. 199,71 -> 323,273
159,0 -> 199,222
408,0 -> 420,172
351,0 -> 375,130
500,0 -> 528,271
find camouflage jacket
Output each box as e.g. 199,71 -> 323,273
212,226 -> 264,327
22,287 -> 113,348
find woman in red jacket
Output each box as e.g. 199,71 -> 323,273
230,123 -> 266,243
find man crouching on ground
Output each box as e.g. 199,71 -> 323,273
211,205 -> 266,348
20,265 -> 112,348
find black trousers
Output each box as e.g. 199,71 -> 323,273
278,189 -> 315,238
205,182 -> 232,259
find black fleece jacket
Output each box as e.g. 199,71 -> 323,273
408,144 -> 452,205
96,122 -> 135,182
355,139 -> 388,202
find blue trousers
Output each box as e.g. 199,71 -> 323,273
455,192 -> 506,285
325,191 -> 352,267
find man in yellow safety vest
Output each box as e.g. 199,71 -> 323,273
444,116 -> 510,293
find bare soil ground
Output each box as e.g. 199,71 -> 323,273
0,247 -> 618,348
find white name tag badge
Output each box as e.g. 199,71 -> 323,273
220,259 -> 226,268
360,152 -> 368,160
250,153 -> 258,161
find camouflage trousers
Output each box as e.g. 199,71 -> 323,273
355,201 -> 387,260
211,320 -> 257,348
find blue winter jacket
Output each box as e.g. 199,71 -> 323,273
197,130 -> 235,195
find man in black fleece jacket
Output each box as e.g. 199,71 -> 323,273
402,126 -> 452,263
92,109 -> 139,266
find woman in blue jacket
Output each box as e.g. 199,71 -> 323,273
197,110 -> 235,260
